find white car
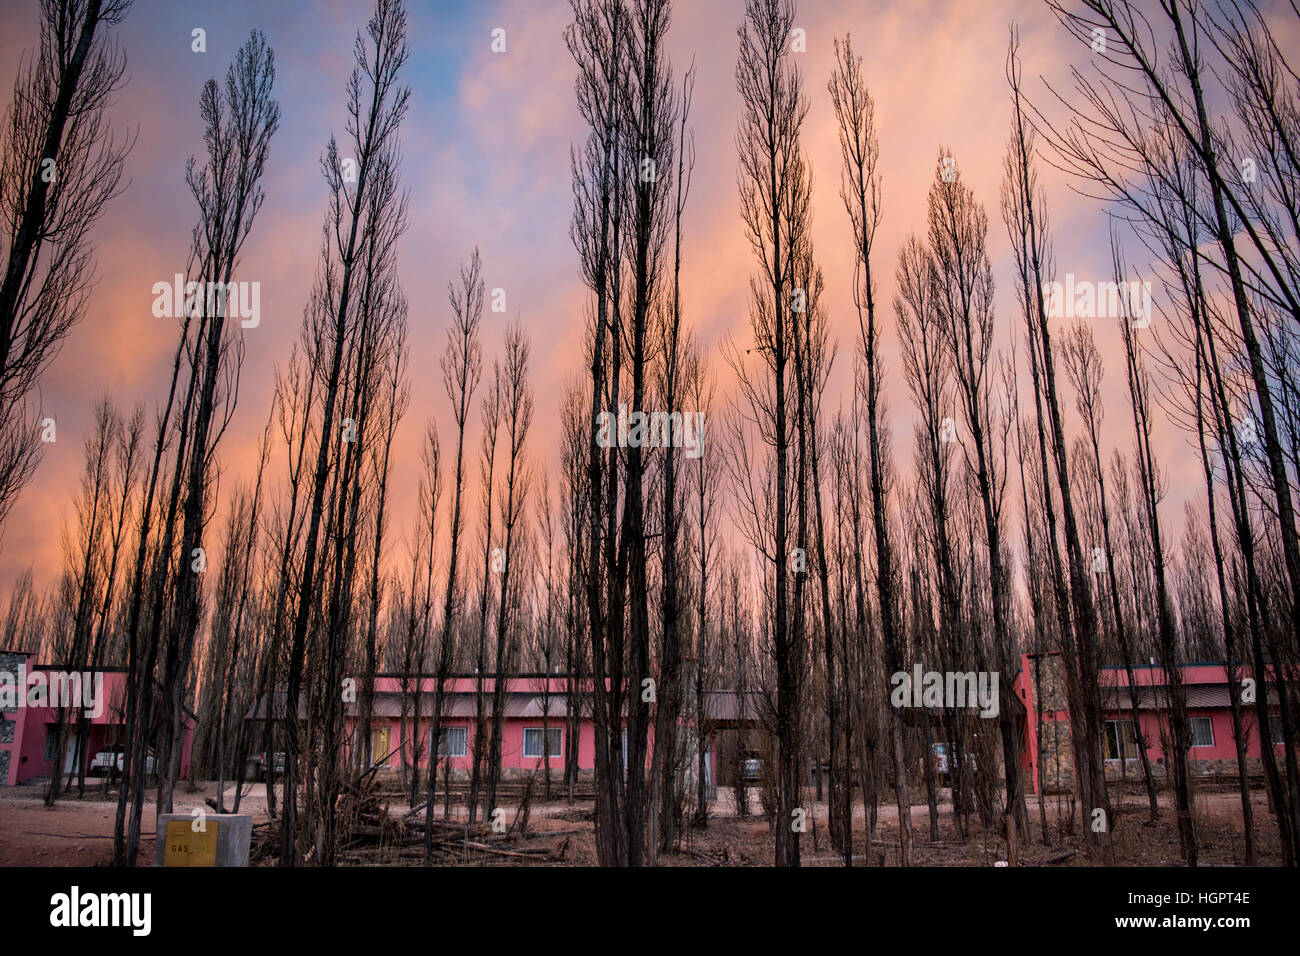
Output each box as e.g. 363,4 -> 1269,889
90,747 -> 157,780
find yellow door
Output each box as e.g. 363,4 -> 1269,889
371,727 -> 391,767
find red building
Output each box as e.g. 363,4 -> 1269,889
246,675 -> 725,785
1014,652 -> 1288,793
0,650 -> 195,787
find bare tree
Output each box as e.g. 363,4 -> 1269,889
1038,1 -> 1300,859
279,0 -> 408,866
896,234 -> 968,838
212,416 -> 270,812
928,147 -> 1024,843
567,0 -> 684,867
567,0 -> 631,865
651,57 -> 695,859
0,0 -> 133,530
730,0 -> 809,868
830,33 -> 913,865
1060,319 -> 1159,819
1005,30 -> 1110,855
156,27 -> 280,820
1111,232 -> 1198,865
558,378 -> 590,803
406,423 -> 441,809
688,354 -> 721,827
113,29 -> 278,866
423,247 -> 482,854
75,400 -> 143,796
469,363 -> 501,823
359,320 -> 409,778
45,395 -> 116,805
485,321 -> 534,818
537,473 -> 559,802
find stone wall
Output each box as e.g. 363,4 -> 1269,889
1031,653 -> 1069,712
1028,654 -> 1076,791
1037,718 -> 1075,791
0,650 -> 24,786
1039,748 -> 1261,793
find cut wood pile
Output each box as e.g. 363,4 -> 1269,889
249,767 -> 569,865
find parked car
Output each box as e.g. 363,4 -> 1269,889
247,751 -> 286,782
88,748 -> 121,777
90,747 -> 156,780
739,751 -> 763,783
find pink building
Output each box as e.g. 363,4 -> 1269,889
0,650 -> 195,787
1013,652 -> 1288,793
247,675 -> 720,784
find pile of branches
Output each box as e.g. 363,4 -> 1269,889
252,767 -> 559,865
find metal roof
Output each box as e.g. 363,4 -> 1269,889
1103,683 -> 1234,710
246,687 -> 757,722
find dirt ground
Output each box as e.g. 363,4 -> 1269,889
0,779 -> 274,866
0,777 -> 1279,866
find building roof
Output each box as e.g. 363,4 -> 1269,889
1103,683 -> 1232,710
246,684 -> 757,723
701,690 -> 765,724
1103,681 -> 1283,711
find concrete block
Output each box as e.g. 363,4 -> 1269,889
154,813 -> 251,867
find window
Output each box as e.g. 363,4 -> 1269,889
370,727 -> 391,767
522,727 -> 562,759
1189,716 -> 1214,748
1271,715 -> 1285,746
44,726 -> 58,761
1103,719 -> 1137,760
436,726 -> 467,758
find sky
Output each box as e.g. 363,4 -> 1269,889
0,0 -> 1275,594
